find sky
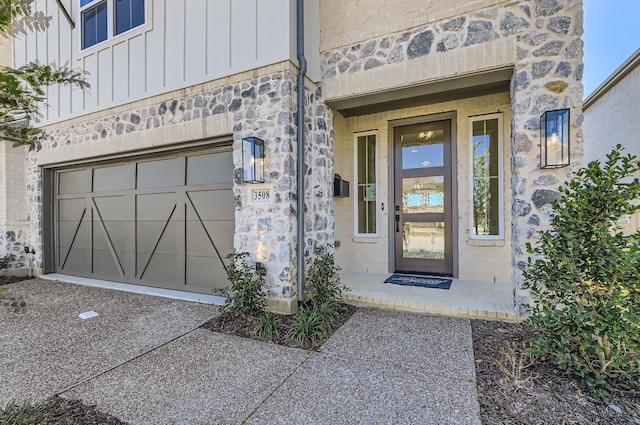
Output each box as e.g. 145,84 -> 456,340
582,0 -> 640,97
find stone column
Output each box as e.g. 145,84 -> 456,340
230,70 -> 335,314
231,70 -> 300,314
510,0 -> 584,314
0,140 -> 31,275
302,83 -> 335,258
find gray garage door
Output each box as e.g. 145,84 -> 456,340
54,147 -> 234,293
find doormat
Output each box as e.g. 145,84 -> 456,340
384,274 -> 452,290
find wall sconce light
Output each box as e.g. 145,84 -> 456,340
242,137 -> 265,183
540,108 -> 570,169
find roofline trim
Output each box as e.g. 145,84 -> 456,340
583,48 -> 640,110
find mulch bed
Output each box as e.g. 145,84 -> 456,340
472,319 -> 639,424
40,396 -> 127,425
0,396 -> 127,425
0,275 -> 33,285
201,302 -> 358,350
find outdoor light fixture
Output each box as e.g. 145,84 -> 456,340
242,137 -> 265,183
540,108 -> 570,169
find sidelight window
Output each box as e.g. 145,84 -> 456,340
355,132 -> 377,236
470,114 -> 503,239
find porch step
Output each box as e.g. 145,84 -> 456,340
340,272 -> 519,321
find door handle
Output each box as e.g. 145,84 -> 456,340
395,214 -> 400,232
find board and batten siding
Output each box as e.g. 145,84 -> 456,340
13,0 -> 306,124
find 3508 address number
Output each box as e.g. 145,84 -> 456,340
252,189 -> 271,202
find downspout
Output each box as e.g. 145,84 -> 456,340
296,0 -> 307,303
55,0 -> 76,29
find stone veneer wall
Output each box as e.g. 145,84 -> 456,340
229,70 -> 334,309
319,0 -> 584,315
302,84 -> 335,257
0,229 -> 31,275
0,142 -> 31,275
0,220 -> 31,275
510,0 -> 584,315
22,64 -> 332,313
229,70 -> 300,307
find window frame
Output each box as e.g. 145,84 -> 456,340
468,113 -> 504,240
353,131 -> 378,238
79,0 -> 149,52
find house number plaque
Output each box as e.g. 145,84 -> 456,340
252,188 -> 272,203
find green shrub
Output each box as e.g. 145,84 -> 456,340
255,310 -> 280,340
0,400 -> 47,425
286,302 -> 335,348
305,245 -> 347,305
523,145 -> 640,401
288,245 -> 348,348
216,252 -> 266,319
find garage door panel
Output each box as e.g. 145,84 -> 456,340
186,190 -> 235,221
55,146 -> 234,293
136,221 -> 179,255
186,256 -> 228,289
185,219 -> 233,254
138,253 -> 180,284
190,221 -> 234,258
93,165 -> 128,192
59,247 -> 90,274
57,225 -> 82,251
186,152 -> 233,185
93,196 -> 128,220
137,157 -> 183,189
58,198 -> 87,221
136,193 -> 177,220
58,170 -> 90,194
92,249 -> 125,277
92,220 -> 128,252
185,220 -> 214,255
58,220 -> 90,250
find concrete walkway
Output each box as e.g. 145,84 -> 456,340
1,279 -> 481,424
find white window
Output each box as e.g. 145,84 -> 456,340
469,113 -> 504,239
354,132 -> 377,236
81,0 -> 145,50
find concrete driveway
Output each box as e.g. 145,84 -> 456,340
1,279 -> 481,424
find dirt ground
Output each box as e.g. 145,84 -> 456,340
472,319 -> 639,424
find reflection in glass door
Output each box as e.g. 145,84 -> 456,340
394,120 -> 453,275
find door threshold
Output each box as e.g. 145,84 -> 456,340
40,274 -> 226,305
393,271 -> 453,278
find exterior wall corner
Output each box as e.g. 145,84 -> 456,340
509,0 -> 585,314
0,140 -> 32,275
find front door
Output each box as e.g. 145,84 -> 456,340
394,120 -> 453,275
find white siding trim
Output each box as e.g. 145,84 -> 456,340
15,0 -> 303,125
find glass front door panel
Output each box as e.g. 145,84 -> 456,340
402,176 -> 444,214
394,120 -> 452,275
401,130 -> 444,169
402,222 -> 445,260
